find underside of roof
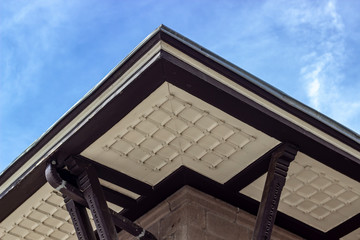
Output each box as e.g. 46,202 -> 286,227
1,25 -> 360,240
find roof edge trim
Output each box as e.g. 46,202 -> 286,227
158,25 -> 360,144
0,45 -> 163,196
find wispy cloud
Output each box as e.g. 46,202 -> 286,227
264,0 -> 360,131
0,1 -> 72,111
0,0 -> 359,172
0,0 -> 77,167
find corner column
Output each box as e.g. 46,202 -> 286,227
64,196 -> 97,240
78,167 -> 118,240
252,143 -> 298,240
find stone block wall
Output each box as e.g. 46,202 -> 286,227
118,186 -> 303,240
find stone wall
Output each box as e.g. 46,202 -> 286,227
118,186 -> 303,240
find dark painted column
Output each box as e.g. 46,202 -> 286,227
252,143 -> 298,240
79,167 -> 118,240
64,196 -> 97,240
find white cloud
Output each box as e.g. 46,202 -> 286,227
0,0 -> 80,167
264,0 -> 360,131
0,1 -> 73,112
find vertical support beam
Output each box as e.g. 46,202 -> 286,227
79,166 -> 118,240
64,196 -> 97,240
252,143 -> 298,240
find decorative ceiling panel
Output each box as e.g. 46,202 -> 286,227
241,152 -> 360,232
0,184 -> 77,240
0,184 -> 124,240
81,83 -> 280,185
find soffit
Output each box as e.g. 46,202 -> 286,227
160,42 -> 360,161
241,152 -> 360,232
0,183 -> 123,240
81,82 -> 279,185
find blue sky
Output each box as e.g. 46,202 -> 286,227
1,0 -> 360,173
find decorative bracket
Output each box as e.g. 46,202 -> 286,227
252,143 -> 298,240
45,159 -> 157,240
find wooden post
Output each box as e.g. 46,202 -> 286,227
252,144 -> 298,240
79,167 -> 118,240
64,196 -> 97,240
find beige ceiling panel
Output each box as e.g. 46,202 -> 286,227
0,183 -> 125,240
241,152 -> 360,232
82,82 -> 279,185
0,184 -> 77,240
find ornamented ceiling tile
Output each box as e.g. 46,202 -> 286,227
338,190 -> 359,204
141,138 -> 163,153
182,127 -> 204,142
197,135 -> 220,150
284,177 -> 304,192
297,200 -> 317,213
153,128 -> 176,144
161,96 -> 185,115
195,115 -> 218,131
157,146 -> 178,161
135,120 -> 158,135
241,152 -> 360,232
310,206 -> 330,220
297,185 -> 317,198
310,192 -> 331,205
0,183 -> 124,240
186,145 -> 207,159
283,193 -> 304,207
178,106 -> 202,123
9,226 -> 28,238
0,184 -> 77,240
165,118 -> 188,134
81,83 -> 279,185
18,218 -> 39,231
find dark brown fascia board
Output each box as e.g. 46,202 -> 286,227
0,51 -> 166,222
48,50 -> 360,183
0,161 -> 46,221
160,53 -> 360,182
159,25 -> 360,149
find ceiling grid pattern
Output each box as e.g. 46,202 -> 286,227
82,83 -> 280,185
0,190 -> 77,240
241,153 -> 360,232
103,94 -> 256,171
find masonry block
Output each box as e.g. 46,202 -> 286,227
117,186 -> 303,240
